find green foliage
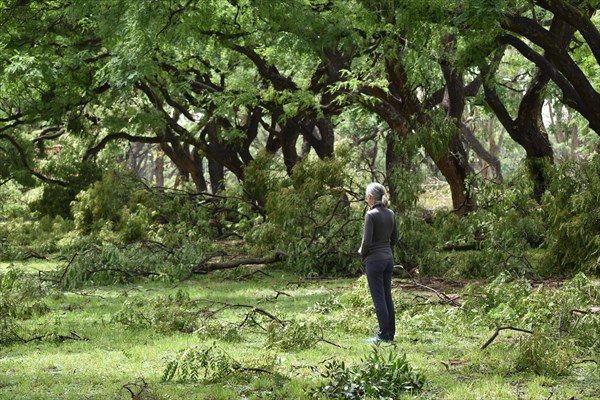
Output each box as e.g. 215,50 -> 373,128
0,182 -> 77,260
56,244 -> 160,288
72,169 -> 143,237
162,344 -> 240,383
29,161 -> 102,219
0,268 -> 49,344
394,210 -> 439,273
463,272 -> 599,330
305,294 -> 343,315
514,333 -> 572,377
314,276 -> 374,335
243,150 -> 288,208
266,319 -> 321,351
113,290 -> 199,333
69,168 -> 214,246
249,148 -> 363,276
543,158 -> 600,275
0,213 -> 74,260
53,238 -> 209,288
161,342 -> 280,386
313,346 -> 425,399
338,275 -> 372,309
408,166 -> 548,278
195,318 -> 243,343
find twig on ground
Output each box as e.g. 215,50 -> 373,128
24,331 -> 88,343
317,338 -> 348,349
481,326 -> 534,350
121,378 -> 149,399
568,359 -> 598,367
236,367 -> 273,375
200,300 -> 287,326
412,282 -> 462,307
237,269 -> 272,280
273,290 -> 291,299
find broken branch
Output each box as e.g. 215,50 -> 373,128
481,326 -> 534,350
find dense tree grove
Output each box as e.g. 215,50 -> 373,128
1,0 -> 599,277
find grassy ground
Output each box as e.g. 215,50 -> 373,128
1,262 -> 599,400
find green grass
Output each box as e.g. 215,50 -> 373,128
1,265 -> 599,399
0,259 -> 61,273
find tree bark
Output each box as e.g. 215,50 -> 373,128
438,33 -> 476,214
160,140 -> 207,192
208,158 -> 225,194
154,146 -> 164,188
484,17 -> 577,201
500,6 -> 600,134
460,123 -> 503,182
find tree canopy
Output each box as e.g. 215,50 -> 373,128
1,0 -> 599,276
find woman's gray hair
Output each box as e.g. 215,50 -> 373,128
366,182 -> 389,207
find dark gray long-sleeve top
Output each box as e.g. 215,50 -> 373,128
359,203 -> 398,262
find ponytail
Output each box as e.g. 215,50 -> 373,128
366,183 -> 389,208
381,194 -> 389,208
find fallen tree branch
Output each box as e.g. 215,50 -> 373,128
567,359 -> 598,368
193,252 -> 285,274
53,252 -> 83,288
273,290 -> 291,299
412,282 -> 462,307
481,326 -> 534,350
201,300 -> 287,327
571,308 -> 600,315
317,337 -> 348,349
236,269 -> 273,280
236,366 -> 273,375
24,331 -> 88,343
87,267 -> 161,278
121,378 -> 149,399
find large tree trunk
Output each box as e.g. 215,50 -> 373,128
208,158 -> 225,194
128,142 -> 144,175
500,2 -> 600,134
513,66 -> 554,202
438,33 -> 477,214
460,123 -> 503,182
154,146 -> 164,188
385,122 -> 421,212
483,68 -> 554,202
280,123 -> 301,175
484,12 -> 578,202
431,137 -> 475,215
160,141 -> 207,192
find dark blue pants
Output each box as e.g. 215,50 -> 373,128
365,257 -> 395,341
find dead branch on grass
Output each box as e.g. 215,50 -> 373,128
236,367 -> 273,375
200,300 -> 287,327
121,378 -> 150,399
480,326 -> 534,350
570,308 -> 600,316
273,290 -> 291,299
237,269 -> 273,280
567,359 -> 598,368
193,252 -> 285,274
24,331 -> 88,343
291,357 -> 336,375
317,337 -> 348,349
412,282 -> 462,307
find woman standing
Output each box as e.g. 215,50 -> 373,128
358,183 -> 398,343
